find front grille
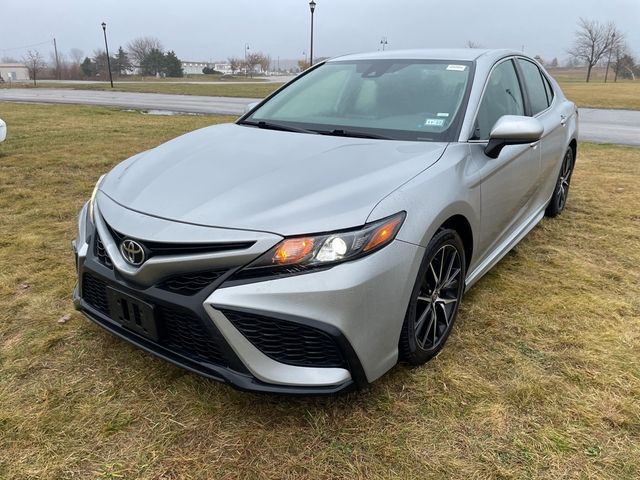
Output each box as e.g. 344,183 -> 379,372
158,270 -> 227,296
223,310 -> 346,368
82,273 -> 110,315
106,224 -> 254,258
81,273 -> 227,366
95,235 -> 113,269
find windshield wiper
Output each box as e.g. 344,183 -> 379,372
318,129 -> 392,140
239,120 -> 317,135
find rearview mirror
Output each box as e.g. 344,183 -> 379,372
0,118 -> 6,143
485,115 -> 543,159
244,102 -> 259,114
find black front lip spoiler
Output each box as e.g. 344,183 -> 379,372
77,299 -> 357,396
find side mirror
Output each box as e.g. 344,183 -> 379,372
484,115 -> 543,158
243,102 -> 259,114
0,118 -> 6,143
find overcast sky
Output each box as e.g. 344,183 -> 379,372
1,0 -> 639,64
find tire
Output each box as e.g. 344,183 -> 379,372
399,229 -> 466,366
545,147 -> 575,217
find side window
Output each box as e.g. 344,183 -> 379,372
517,59 -> 549,115
542,74 -> 554,106
473,60 -> 525,140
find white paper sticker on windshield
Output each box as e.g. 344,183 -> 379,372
446,64 -> 467,71
437,112 -> 450,117
425,118 -> 445,127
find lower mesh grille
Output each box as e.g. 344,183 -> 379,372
82,273 -> 110,315
95,235 -> 113,269
158,270 -> 227,296
81,273 -> 226,366
222,310 -> 346,368
159,305 -> 227,365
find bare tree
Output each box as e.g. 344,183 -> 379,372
127,36 -> 163,66
604,28 -> 625,82
227,57 -> 241,74
69,48 -> 84,65
23,50 -> 46,86
568,18 -> 617,82
465,40 -> 483,49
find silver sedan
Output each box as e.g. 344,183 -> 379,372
73,49 -> 578,394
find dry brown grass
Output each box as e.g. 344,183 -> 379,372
559,81 -> 640,111
0,102 -> 639,479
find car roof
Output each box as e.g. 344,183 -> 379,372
330,48 -> 524,65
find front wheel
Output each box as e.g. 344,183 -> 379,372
545,147 -> 574,217
399,229 -> 466,366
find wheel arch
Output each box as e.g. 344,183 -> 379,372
438,214 -> 474,271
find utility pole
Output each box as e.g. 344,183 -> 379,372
53,37 -> 60,80
604,32 -> 616,83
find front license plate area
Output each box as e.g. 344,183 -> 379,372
106,287 -> 160,342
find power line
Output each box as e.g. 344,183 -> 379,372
0,39 -> 53,52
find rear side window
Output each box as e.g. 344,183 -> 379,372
517,59 -> 549,115
542,74 -> 554,105
473,59 -> 525,140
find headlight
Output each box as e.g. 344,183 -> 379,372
88,174 -> 106,224
244,211 -> 406,273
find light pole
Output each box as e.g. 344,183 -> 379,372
380,37 -> 388,51
244,43 -> 250,76
309,0 -> 316,66
101,22 -> 114,88
605,32 -> 616,83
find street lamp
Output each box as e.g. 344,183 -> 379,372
309,0 -> 316,66
380,37 -> 388,51
244,43 -> 250,76
101,22 -> 114,88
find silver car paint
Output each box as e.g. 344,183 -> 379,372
79,49 -> 578,388
100,123 -> 448,236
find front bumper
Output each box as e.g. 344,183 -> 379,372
73,199 -> 423,394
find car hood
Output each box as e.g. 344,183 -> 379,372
101,123 -> 447,235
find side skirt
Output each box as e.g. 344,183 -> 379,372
464,204 -> 546,290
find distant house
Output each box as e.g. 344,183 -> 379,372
214,63 -> 232,75
0,63 -> 29,81
181,61 -> 213,75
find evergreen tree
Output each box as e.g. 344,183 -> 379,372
113,47 -> 133,75
163,51 -> 183,77
80,57 -> 95,78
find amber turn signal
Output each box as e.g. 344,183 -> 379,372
363,216 -> 403,252
273,237 -> 315,264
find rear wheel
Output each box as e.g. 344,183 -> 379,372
545,147 -> 574,217
399,229 -> 466,365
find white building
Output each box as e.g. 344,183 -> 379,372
214,63 -> 233,74
0,63 -> 30,81
181,61 -> 213,75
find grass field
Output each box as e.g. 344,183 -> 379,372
0,103 -> 639,479
559,82 -> 640,111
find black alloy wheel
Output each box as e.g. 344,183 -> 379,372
400,229 -> 466,365
546,148 -> 575,217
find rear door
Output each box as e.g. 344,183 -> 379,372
515,58 -> 567,207
469,58 -> 541,261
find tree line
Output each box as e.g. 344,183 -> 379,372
568,18 -> 637,82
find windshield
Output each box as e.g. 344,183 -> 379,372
243,59 -> 473,142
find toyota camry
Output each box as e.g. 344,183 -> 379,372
72,49 -> 578,394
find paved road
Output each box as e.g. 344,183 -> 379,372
0,88 -> 256,115
578,109 -> 640,147
1,88 -> 638,145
